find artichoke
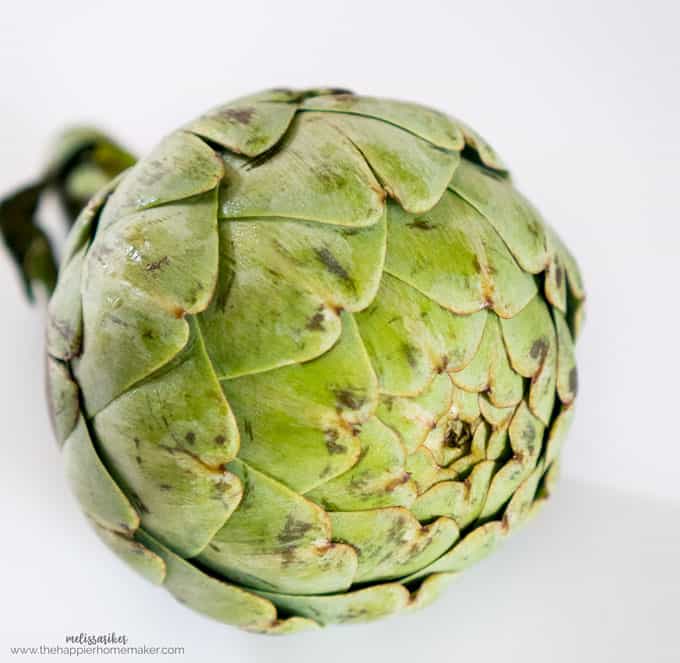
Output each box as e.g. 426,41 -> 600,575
1,88 -> 584,634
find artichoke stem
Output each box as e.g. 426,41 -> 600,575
0,127 -> 135,301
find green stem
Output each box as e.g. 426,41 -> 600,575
0,127 -> 136,301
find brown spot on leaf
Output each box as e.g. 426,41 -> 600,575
314,541 -> 334,555
349,473 -> 369,493
569,367 -> 578,395
334,389 -> 365,411
530,337 -> 549,361
118,522 -> 133,534
314,247 -> 352,286
385,472 -> 412,493
306,310 -> 326,331
185,431 -> 196,445
221,107 -> 256,124
214,434 -> 226,446
108,315 -> 130,328
278,515 -> 313,544
129,491 -> 149,515
211,482 -> 226,499
340,608 -> 369,623
445,420 -> 473,451
332,93 -> 356,103
527,222 -> 541,240
555,263 -> 564,289
521,424 -> 537,445
49,318 -> 75,346
280,546 -> 296,568
402,342 -> 420,369
324,429 -> 347,455
472,254 -> 483,275
145,255 -> 170,271
407,218 -> 435,230
387,516 -> 408,543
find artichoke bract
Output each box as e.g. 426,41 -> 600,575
5,88 -> 584,633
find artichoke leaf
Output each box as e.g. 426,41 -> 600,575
220,312 -> 376,493
529,342 -> 558,426
46,357 -> 80,446
471,205 -> 538,318
479,401 -> 545,519
355,271 -> 487,396
454,118 -> 507,171
74,189 -> 220,414
328,508 -> 459,583
305,417 -> 417,511
63,416 -> 140,535
405,447 -> 458,495
402,520 -> 506,582
90,192 -> 220,313
500,294 -> 557,424
301,93 -> 465,151
320,112 -> 460,214
405,573 -> 457,612
486,421 -> 511,460
385,194 -> 487,315
74,280 -> 189,415
185,90 -> 299,158
451,384 -> 481,423
198,460 -> 358,596
91,520 -> 166,585
531,461 -> 561,518
99,131 -> 224,230
554,308 -> 578,404
92,322 -> 242,558
550,227 -> 585,301
138,530 -> 319,633
423,418 -> 488,477
199,210 -> 386,379
376,372 -> 453,454
59,174 -> 120,270
449,159 -> 547,274
220,113 -> 385,227
503,457 -> 546,531
411,459 -> 496,527
544,405 -> 575,466
46,245 -> 85,360
451,312 -> 523,408
255,583 -> 411,625
478,393 -> 516,428
544,226 -> 568,313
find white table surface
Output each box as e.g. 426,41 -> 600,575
1,1 -> 678,660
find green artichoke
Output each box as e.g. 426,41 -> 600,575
2,88 -> 584,634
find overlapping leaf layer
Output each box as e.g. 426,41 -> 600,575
45,89 -> 584,633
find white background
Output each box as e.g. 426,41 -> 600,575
1,1 -> 678,661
